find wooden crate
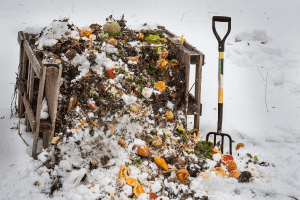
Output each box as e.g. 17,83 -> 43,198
158,26 -> 205,130
17,31 -> 62,159
17,26 -> 204,158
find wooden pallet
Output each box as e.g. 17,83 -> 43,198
17,31 -> 62,159
158,26 -> 205,130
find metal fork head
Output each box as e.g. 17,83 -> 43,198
206,132 -> 232,155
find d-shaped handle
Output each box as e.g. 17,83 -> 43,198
212,16 -> 231,52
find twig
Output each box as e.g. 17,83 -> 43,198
18,106 -> 30,146
256,65 -> 265,81
265,68 -> 270,112
181,10 -> 192,22
187,82 -> 195,95
184,80 -> 197,100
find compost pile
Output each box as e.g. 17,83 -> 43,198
27,16 -> 271,200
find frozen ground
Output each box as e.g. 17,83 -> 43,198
0,0 -> 299,199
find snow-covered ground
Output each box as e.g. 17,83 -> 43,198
0,0 -> 299,199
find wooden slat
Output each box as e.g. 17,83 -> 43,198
22,33 -> 43,79
32,66 -> 47,159
18,37 -> 25,117
44,66 -> 62,148
22,94 -> 36,131
22,51 -> 30,129
28,63 -> 35,102
194,55 -> 204,130
184,52 -> 190,128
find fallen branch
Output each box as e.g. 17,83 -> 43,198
265,68 -> 270,112
18,106 -> 30,146
256,65 -> 265,81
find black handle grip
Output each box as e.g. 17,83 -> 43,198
212,16 -> 231,52
213,16 -> 231,22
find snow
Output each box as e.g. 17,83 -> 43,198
142,87 -> 153,99
40,98 -> 49,119
63,168 -> 87,191
151,181 -> 162,193
121,94 -> 137,105
0,0 -> 300,200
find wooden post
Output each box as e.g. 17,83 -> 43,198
32,66 -> 46,159
18,34 -> 25,118
194,55 -> 203,130
184,52 -> 190,128
44,66 -> 62,148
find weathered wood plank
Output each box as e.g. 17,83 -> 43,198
26,63 -> 32,132
40,121 -> 52,149
22,51 -> 30,129
32,66 -> 47,159
28,63 -> 35,102
194,56 -> 203,130
184,52 -> 190,128
49,65 -> 62,144
44,66 -> 62,148
18,37 -> 25,117
22,94 -> 36,132
22,33 -> 43,79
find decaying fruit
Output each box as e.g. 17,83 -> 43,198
165,111 -> 174,120
151,136 -> 162,146
160,60 -> 170,71
238,171 -> 252,183
156,47 -> 168,59
108,38 -> 118,45
118,138 -> 126,148
103,21 -> 120,36
80,27 -> 92,38
189,129 -> 199,139
155,81 -> 166,92
148,193 -> 157,199
129,104 -> 139,114
88,102 -> 97,110
126,177 -> 137,186
126,56 -> 139,62
200,172 -> 211,178
154,157 -> 168,171
176,169 -> 190,185
226,160 -> 237,172
133,184 -> 145,198
236,143 -> 245,151
161,38 -> 168,44
77,120 -> 86,128
139,32 -> 144,39
107,68 -> 116,79
137,146 -> 150,157
119,92 -> 125,97
211,148 -> 222,157
177,157 -> 185,168
118,178 -> 125,187
228,170 -> 241,179
221,154 -> 234,164
119,166 -> 128,179
213,167 -> 226,178
51,136 -> 60,145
